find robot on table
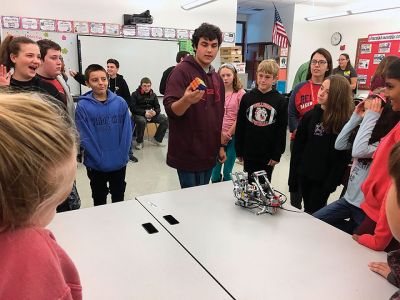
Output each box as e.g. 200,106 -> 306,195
232,171 -> 285,215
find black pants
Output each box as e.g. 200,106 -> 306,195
243,159 -> 274,183
300,177 -> 330,214
86,166 -> 127,206
134,114 -> 168,143
289,139 -> 303,210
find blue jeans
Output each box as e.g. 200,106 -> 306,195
211,136 -> 236,183
313,197 -> 365,234
177,169 -> 213,189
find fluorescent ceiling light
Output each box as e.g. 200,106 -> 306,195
349,6 -> 400,14
181,0 -> 217,10
305,11 -> 349,21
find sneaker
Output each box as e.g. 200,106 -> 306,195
150,137 -> 166,147
129,154 -> 138,163
135,143 -> 143,150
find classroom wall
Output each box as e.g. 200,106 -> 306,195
246,4 -> 295,44
1,0 -> 237,93
1,0 -> 237,32
288,3 -> 400,91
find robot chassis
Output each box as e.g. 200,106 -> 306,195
232,170 -> 285,215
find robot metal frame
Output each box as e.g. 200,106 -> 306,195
232,170 -> 286,215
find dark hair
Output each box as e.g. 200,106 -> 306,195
106,58 -> 119,69
386,58 -> 400,80
176,51 -> 190,63
389,142 -> 400,205
140,77 -> 151,85
0,36 -> 38,70
37,39 -> 61,61
323,75 -> 353,134
337,53 -> 353,71
84,64 -> 107,80
306,48 -> 332,81
370,56 -> 399,90
192,23 -> 222,51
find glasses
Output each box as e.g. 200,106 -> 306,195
311,60 -> 327,66
338,58 -> 347,61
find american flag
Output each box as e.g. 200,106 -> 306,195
272,5 -> 290,48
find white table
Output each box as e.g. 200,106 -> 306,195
49,200 -> 232,300
137,181 -> 397,300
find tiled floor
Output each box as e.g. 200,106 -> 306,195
76,134 -> 343,209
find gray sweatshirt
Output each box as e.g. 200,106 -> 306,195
334,111 -> 380,207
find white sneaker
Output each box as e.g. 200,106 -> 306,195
150,138 -> 166,147
135,143 -> 143,150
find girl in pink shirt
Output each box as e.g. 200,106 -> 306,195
211,63 -> 245,182
0,92 -> 82,299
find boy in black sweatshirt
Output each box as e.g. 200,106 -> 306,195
235,59 -> 287,182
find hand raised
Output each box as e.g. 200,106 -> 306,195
0,64 -> 11,86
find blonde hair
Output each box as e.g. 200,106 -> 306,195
0,93 -> 77,231
323,75 -> 353,134
257,59 -> 279,77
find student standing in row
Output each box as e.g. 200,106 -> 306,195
0,93 -> 82,299
235,59 -> 287,182
36,39 -> 81,212
75,64 -> 132,206
211,63 -> 245,183
289,75 -> 353,214
163,23 -> 226,188
288,48 -> 333,209
352,58 -> 400,251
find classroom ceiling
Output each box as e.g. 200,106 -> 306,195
237,0 -> 359,14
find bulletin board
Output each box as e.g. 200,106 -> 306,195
355,32 -> 400,90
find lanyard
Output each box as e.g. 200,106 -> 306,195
309,80 -> 316,103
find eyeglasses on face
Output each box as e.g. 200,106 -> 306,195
311,60 -> 327,66
338,58 -> 347,61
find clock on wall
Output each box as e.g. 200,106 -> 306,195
331,32 -> 342,46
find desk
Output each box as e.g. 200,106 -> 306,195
48,200 -> 232,300
137,181 -> 396,300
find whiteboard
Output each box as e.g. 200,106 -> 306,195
78,35 -> 179,95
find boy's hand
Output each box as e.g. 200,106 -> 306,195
182,85 -> 205,105
218,147 -> 227,163
0,65 -> 11,86
69,69 -> 77,77
267,159 -> 278,167
368,262 -> 390,279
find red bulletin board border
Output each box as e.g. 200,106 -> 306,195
355,32 -> 400,90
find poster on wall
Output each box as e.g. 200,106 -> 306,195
2,16 -> 20,29
358,59 -> 370,69
150,27 -> 163,38
164,28 -> 176,39
189,30 -> 195,39
280,48 -> 288,56
39,19 -> 56,31
105,24 -> 120,36
358,74 -> 367,85
279,57 -> 287,69
177,29 -> 189,39
56,20 -> 73,33
360,44 -> 371,54
373,54 -> 385,64
74,21 -> 89,34
137,25 -> 151,37
89,22 -> 105,35
21,17 -> 39,30
223,32 -> 235,43
122,25 -> 136,37
378,42 -> 391,53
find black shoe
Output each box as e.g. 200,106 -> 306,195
129,154 -> 138,163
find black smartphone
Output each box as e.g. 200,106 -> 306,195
163,215 -> 180,225
142,223 -> 158,234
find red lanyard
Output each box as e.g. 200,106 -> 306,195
309,80 -> 316,103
